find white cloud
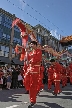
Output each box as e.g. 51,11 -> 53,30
18,0 -> 27,10
50,29 -> 60,39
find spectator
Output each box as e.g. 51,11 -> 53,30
0,66 -> 4,90
18,73 -> 23,88
12,67 -> 18,89
6,73 -> 12,90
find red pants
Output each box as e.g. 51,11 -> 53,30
54,81 -> 61,94
37,73 -> 44,93
48,79 -> 52,90
70,77 -> 72,83
29,73 -> 39,103
62,76 -> 67,87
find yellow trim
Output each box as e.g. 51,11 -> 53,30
30,72 -> 39,74
54,80 -> 60,81
34,65 -> 41,66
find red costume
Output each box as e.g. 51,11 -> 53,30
69,63 -> 72,84
27,48 -> 42,104
61,66 -> 67,87
53,62 -> 62,94
37,66 -> 44,93
48,66 -> 54,90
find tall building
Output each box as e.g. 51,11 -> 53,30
34,24 -> 64,58
0,8 -> 22,63
0,8 -> 64,64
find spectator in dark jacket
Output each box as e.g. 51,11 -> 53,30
12,67 -> 19,89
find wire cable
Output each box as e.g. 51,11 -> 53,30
6,0 -> 62,38
22,0 -> 66,35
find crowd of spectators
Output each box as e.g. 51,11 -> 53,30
0,65 -> 24,90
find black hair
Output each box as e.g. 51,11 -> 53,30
59,62 -> 63,65
50,59 -> 55,62
30,41 -> 37,46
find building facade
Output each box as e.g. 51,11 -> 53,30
0,8 -> 21,61
0,8 -> 64,62
34,24 -> 64,58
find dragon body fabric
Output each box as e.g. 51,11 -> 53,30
12,18 -> 36,61
12,18 -> 70,61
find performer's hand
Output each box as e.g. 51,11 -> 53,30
25,48 -> 29,52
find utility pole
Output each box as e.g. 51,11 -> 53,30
9,15 -> 15,63
9,27 -> 14,62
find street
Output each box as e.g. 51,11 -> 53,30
0,84 -> 72,108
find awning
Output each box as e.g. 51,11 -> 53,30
0,56 -> 11,64
12,58 -> 24,65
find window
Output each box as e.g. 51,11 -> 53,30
13,37 -> 17,42
4,22 -> 11,28
38,28 -> 40,33
4,16 -> 12,28
42,30 -> 44,35
12,48 -> 14,53
5,16 -> 12,23
4,52 -> 8,57
0,50 -> 4,56
1,46 -> 5,51
14,26 -> 20,32
52,40 -> 54,45
0,29 -> 3,38
38,36 -> 41,44
0,13 -> 2,24
7,35 -> 10,40
3,33 -> 6,38
17,38 -> 20,43
0,16 -> 2,22
0,13 -> 2,16
5,47 -> 9,52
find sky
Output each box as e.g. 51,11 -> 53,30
0,0 -> 72,40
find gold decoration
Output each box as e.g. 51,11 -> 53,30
60,35 -> 72,42
25,23 -> 33,33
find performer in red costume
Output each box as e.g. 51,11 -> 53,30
66,65 -> 70,83
61,66 -> 67,88
69,63 -> 72,85
26,41 -> 42,108
50,59 -> 61,96
48,64 -> 54,90
37,62 -> 44,95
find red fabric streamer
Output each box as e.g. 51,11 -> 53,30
12,18 -> 20,28
12,18 -> 28,47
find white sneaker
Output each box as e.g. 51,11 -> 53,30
40,89 -> 44,92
